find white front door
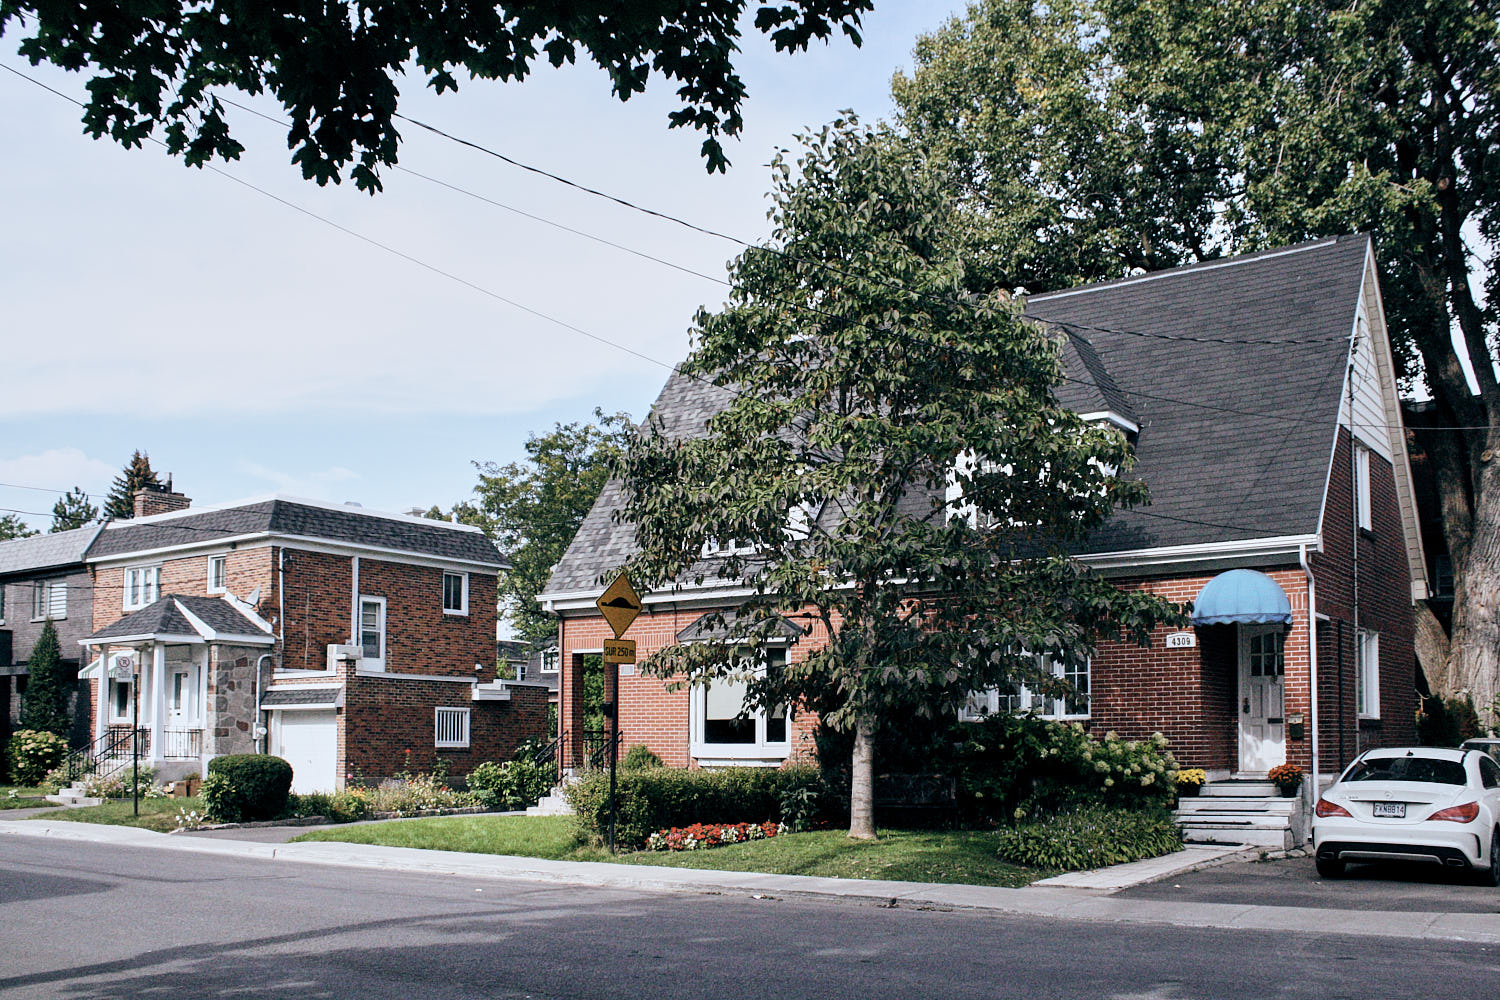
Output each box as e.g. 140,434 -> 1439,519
272,710 -> 339,793
1238,625 -> 1286,774
168,670 -> 191,727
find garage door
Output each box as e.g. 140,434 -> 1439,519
272,710 -> 338,793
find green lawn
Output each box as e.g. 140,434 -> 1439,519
292,816 -> 1048,887
0,786 -> 54,810
26,796 -> 204,832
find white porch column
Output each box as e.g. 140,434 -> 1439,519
93,645 -> 108,741
150,642 -> 166,762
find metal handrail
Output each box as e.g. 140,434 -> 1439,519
62,727 -> 142,781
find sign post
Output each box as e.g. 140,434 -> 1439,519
595,573 -> 643,854
130,653 -> 140,818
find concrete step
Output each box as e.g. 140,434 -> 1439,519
1177,811 -> 1296,830
526,787 -> 575,817
46,788 -> 103,807
1201,781 -> 1278,797
1177,797 -> 1298,815
1183,826 -> 1292,850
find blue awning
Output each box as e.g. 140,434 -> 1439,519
1191,569 -> 1293,626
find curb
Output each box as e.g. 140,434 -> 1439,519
5,819 -> 1499,944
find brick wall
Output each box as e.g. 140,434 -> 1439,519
92,547 -> 277,634
342,672 -> 548,781
1312,430 -> 1418,767
356,559 -> 497,678
277,548 -> 352,671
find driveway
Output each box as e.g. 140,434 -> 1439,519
1121,855 -> 1500,913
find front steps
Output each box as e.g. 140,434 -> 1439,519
1175,779 -> 1306,850
526,784 -> 575,817
45,785 -> 103,807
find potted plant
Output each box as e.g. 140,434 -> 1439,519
1174,769 -> 1207,798
1268,763 -> 1303,798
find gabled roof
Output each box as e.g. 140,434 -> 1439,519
677,612 -> 807,644
86,594 -> 275,643
0,523 -> 104,578
543,235 -> 1370,597
87,495 -> 506,568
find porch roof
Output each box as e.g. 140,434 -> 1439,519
676,611 -> 806,644
1190,569 -> 1293,627
84,594 -> 275,645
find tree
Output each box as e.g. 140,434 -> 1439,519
50,487 -> 99,533
1,1 -> 871,188
18,619 -> 70,738
104,451 -> 162,521
893,0 -> 1500,719
445,412 -> 631,641
0,514 -> 38,541
616,119 -> 1185,838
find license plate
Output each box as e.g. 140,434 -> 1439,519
1372,802 -> 1406,818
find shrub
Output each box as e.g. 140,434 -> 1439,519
203,754 -> 293,822
291,789 -> 372,823
364,774 -> 477,816
1417,695 -> 1482,747
81,766 -> 165,799
622,744 -> 665,771
467,748 -> 558,811
7,730 -> 67,786
567,765 -> 822,849
994,806 -> 1183,870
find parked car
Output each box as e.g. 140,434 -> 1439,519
1460,738 -> 1500,766
1312,746 -> 1500,884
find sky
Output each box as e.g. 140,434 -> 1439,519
0,2 -> 968,532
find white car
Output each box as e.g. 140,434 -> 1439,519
1312,746 -> 1500,884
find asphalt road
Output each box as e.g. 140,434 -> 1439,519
3,837 -> 1498,999
1122,856 -> 1500,914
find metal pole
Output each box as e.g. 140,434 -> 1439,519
606,661 -> 619,854
132,658 -> 140,817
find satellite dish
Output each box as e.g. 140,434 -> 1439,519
246,587 -> 261,606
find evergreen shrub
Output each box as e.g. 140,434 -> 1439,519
567,765 -> 822,849
203,754 -> 293,822
994,806 -> 1182,870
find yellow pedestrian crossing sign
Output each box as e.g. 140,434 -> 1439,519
596,572 -> 643,639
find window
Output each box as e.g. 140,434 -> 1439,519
959,653 -> 1091,721
0,583 -> 7,623
1248,630 -> 1285,678
1480,756 -> 1500,791
359,597 -> 386,667
702,537 -> 757,557
442,572 -> 468,615
539,646 -> 559,674
1356,629 -> 1379,718
435,707 -> 470,748
32,579 -> 66,620
110,678 -> 132,721
1355,443 -> 1372,531
691,647 -> 790,758
207,556 -> 227,594
123,566 -> 160,611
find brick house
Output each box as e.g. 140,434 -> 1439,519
537,236 -> 1425,790
78,491 -> 547,791
0,524 -> 104,753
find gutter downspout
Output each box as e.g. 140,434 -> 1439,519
254,653 -> 272,754
1300,543 -> 1320,793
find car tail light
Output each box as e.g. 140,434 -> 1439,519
1315,799 -> 1352,818
1429,801 -> 1480,823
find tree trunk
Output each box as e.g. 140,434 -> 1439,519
1447,469 -> 1500,724
1414,602 -> 1451,696
848,715 -> 877,840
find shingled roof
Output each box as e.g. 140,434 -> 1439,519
87,594 -> 274,642
88,497 -> 506,568
543,235 -> 1370,596
0,523 -> 104,578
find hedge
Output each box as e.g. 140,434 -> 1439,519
203,754 -> 293,822
993,806 -> 1183,870
567,765 -> 822,849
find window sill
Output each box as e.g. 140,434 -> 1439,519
442,609 -> 469,617
31,616 -> 66,623
273,668 -> 337,678
690,742 -> 790,766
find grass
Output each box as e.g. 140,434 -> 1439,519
26,796 -> 204,832
292,816 -> 1049,887
0,785 -> 54,810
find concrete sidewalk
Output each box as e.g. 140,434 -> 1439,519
5,818 -> 1498,944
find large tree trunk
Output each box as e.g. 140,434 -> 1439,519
1414,602 -> 1451,695
1446,465 -> 1500,723
848,715 -> 877,840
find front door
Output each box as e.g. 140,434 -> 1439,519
1238,625 -> 1286,774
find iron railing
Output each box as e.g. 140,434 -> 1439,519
557,729 -> 623,772
62,727 -> 142,782
159,729 -> 203,759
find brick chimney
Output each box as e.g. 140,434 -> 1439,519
133,477 -> 191,518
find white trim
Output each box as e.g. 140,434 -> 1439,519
121,565 -> 161,611
434,706 -> 471,748
91,535 -> 271,567
1356,628 -> 1381,720
352,668 -> 481,683
442,570 -> 469,616
78,632 -> 204,646
1028,239 -> 1339,303
1076,410 -> 1141,436
206,555 -> 227,594
89,533 -> 502,573
688,648 -> 792,764
1077,534 -> 1321,574
357,595 -> 385,671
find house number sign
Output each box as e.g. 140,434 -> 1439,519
1165,632 -> 1197,649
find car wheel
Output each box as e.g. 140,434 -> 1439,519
1316,856 -> 1344,879
1477,829 -> 1500,888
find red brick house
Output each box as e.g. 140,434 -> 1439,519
78,491 -> 547,792
538,237 -> 1425,801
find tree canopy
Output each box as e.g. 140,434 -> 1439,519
103,451 -> 161,521
894,0 -> 1500,715
617,119 -> 1185,838
1,0 -> 871,188
50,487 -> 99,533
0,513 -> 38,541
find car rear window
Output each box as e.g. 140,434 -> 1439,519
1344,757 -> 1467,785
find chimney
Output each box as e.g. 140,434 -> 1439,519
133,476 -> 191,518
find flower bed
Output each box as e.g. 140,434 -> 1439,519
647,821 -> 787,852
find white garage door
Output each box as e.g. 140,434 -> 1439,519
273,710 -> 338,793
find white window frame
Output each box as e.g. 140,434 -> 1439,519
0,583 -> 7,625
702,537 -> 759,557
434,706 -> 471,748
359,596 -> 387,670
689,647 -> 792,764
123,566 -> 161,612
539,646 -> 559,674
959,653 -> 1091,722
442,571 -> 469,616
1356,628 -> 1380,719
1355,443 -> 1372,531
207,555 -> 228,594
32,579 -> 67,621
